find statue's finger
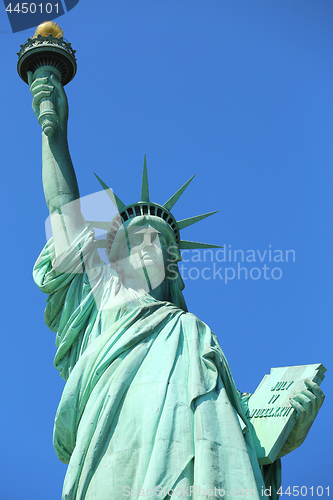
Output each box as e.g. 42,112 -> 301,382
294,389 -> 316,402
290,398 -> 311,427
291,393 -> 318,422
33,90 -> 52,107
289,398 -> 305,413
30,76 -> 49,91
30,84 -> 54,96
304,380 -> 325,403
289,398 -> 306,423
292,393 -> 312,405
292,396 -> 316,420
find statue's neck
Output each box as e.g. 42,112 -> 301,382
122,273 -> 170,302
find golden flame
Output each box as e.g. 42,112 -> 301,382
33,21 -> 64,39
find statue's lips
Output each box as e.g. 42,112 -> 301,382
139,250 -> 162,264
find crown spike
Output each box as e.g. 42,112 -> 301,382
163,174 -> 196,211
94,173 -> 126,211
179,240 -> 223,249
177,211 -> 219,231
141,155 -> 150,202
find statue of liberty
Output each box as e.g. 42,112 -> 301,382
26,24 -> 324,500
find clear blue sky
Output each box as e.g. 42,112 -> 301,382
1,1 -> 332,499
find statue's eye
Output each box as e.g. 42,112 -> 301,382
131,234 -> 144,247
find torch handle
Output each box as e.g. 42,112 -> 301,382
33,66 -> 61,137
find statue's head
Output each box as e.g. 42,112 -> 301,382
106,215 -> 182,305
91,156 -> 221,311
108,215 -> 180,269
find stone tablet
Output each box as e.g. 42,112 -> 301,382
246,363 -> 326,465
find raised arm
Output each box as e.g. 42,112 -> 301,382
28,72 -> 85,257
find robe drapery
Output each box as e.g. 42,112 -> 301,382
33,226 -> 274,500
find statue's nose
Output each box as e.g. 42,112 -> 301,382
143,234 -> 154,248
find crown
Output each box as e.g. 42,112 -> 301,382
88,156 -> 221,258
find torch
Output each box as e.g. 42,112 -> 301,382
17,21 -> 77,136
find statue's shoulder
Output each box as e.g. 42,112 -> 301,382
179,310 -> 212,333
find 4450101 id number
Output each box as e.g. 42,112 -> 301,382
6,3 -> 60,14
277,487 -> 329,496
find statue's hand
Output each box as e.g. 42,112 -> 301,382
279,379 -> 325,457
27,71 -> 68,134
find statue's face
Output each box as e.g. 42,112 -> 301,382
127,225 -> 168,266
117,224 -> 171,289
